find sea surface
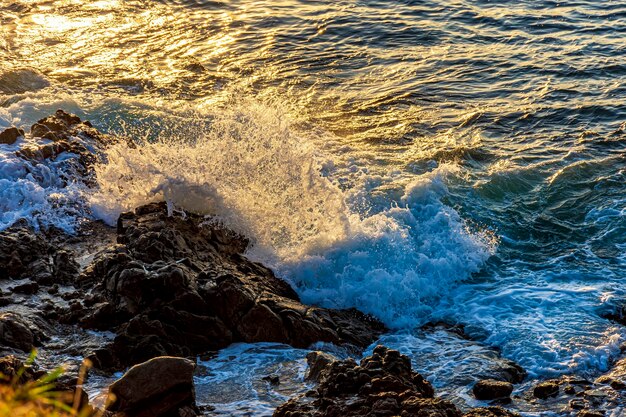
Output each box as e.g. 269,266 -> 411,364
1,0 -> 626,415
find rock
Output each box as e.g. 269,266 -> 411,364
0,127 -> 24,145
81,202 -> 385,370
17,110 -> 118,186
0,313 -> 35,352
273,345 -> 461,417
262,375 -> 280,385
0,312 -> 50,353
0,355 -> 39,383
577,411 -> 604,417
463,407 -> 522,417
106,356 -> 197,417
473,379 -> 514,400
0,225 -> 79,285
533,380 -> 559,399
595,356 -> 626,390
306,351 -> 337,382
11,280 -> 39,294
569,398 -> 587,410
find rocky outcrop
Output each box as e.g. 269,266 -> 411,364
520,375 -> 616,416
274,346 -> 525,417
274,345 -> 461,417
473,379 -> 514,400
106,356 -> 198,417
19,109 -> 114,171
78,202 -> 385,370
306,351 -> 337,382
0,224 -> 79,285
1,110 -> 617,417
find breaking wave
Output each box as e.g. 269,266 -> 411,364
89,100 -> 495,328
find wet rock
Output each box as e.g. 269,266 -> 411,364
463,407 -> 521,417
306,351 -> 337,382
595,356 -> 626,390
262,375 -> 280,385
0,313 -> 35,352
473,379 -> 514,400
533,380 -> 560,399
577,411 -> 605,417
30,110 -> 85,140
0,127 -> 24,145
80,202 -> 385,370
106,356 -> 198,417
0,312 -> 50,352
11,280 -> 39,294
569,398 -> 587,410
0,225 -> 79,285
273,345 -> 461,417
0,227 -> 50,279
18,110 -> 119,185
492,361 -> 526,385
0,355 -> 39,383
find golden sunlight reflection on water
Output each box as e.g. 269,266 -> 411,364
1,0 -> 625,181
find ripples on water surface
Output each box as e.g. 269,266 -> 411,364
1,0 -> 626,414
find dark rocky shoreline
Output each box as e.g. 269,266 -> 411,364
0,111 -> 624,416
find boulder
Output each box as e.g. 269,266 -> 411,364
274,345 -> 460,417
0,127 -> 24,145
106,356 -> 197,417
81,202 -> 385,370
533,380 -> 559,399
11,280 -> 39,294
472,379 -> 514,400
0,313 -> 36,352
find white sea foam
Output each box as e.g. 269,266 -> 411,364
0,93 -> 100,232
89,100 -> 495,328
0,135 -> 88,232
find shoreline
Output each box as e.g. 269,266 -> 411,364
0,111 -> 624,416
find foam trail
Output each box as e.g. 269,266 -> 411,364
89,100 -> 494,328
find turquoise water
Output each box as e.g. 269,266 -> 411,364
1,0 -> 626,414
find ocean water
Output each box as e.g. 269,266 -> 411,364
1,0 -> 626,414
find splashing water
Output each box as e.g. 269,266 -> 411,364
89,100 -> 494,328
